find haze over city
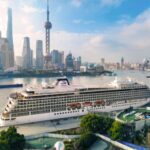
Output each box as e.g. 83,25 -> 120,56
0,0 -> 150,63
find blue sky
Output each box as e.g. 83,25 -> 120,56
0,0 -> 150,62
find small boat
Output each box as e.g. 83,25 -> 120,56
94,100 -> 105,106
82,101 -> 93,107
67,102 -> 81,109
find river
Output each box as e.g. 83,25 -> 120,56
0,70 -> 150,149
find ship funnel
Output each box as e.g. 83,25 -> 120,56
55,77 -> 70,87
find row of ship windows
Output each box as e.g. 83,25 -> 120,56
112,102 -> 139,107
11,99 -> 143,112
14,97 -> 147,110
10,99 -> 141,111
12,109 -> 85,117
18,93 -> 148,106
8,101 -> 142,116
12,109 -> 52,117
20,90 -> 149,102
13,100 -> 136,111
17,96 -> 147,108
54,110 -> 82,115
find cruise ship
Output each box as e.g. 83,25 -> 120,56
0,77 -> 150,127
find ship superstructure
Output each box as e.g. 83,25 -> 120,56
1,77 -> 150,126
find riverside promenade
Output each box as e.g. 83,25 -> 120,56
11,117 -> 80,136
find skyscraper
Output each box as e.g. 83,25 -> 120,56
51,50 -> 62,65
22,37 -> 32,70
30,49 -> 33,68
0,51 -> 3,70
44,0 -> 52,69
101,58 -> 105,66
36,40 -> 44,69
65,53 -> 74,71
7,8 -> 14,67
121,57 -> 124,68
0,37 -> 10,70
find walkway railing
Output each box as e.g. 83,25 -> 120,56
25,133 -> 80,140
95,133 -> 135,150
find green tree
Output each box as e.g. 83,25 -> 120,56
134,131 -> 144,144
0,140 -> 9,150
80,114 -> 114,134
103,117 -> 114,134
64,140 -> 75,150
0,126 -> 25,150
75,132 -> 97,150
109,121 -> 130,141
80,114 -> 103,133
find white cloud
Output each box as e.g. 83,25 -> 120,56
73,19 -> 95,25
22,4 -> 44,13
50,8 -> 150,63
1,0 -> 150,63
100,0 -> 124,7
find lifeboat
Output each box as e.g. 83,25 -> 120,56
67,102 -> 81,109
82,101 -> 93,107
2,112 -> 9,119
94,100 -> 105,106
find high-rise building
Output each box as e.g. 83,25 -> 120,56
101,58 -> 105,66
30,49 -> 33,68
7,8 -> 14,67
0,37 -> 10,70
65,53 -> 74,71
0,51 -> 3,70
22,37 -> 32,70
60,51 -> 64,65
51,50 -> 58,65
44,0 -> 52,69
51,50 -> 64,69
36,40 -> 43,69
74,56 -> 82,71
51,50 -> 61,65
121,57 -> 124,68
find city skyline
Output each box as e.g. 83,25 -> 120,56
0,0 -> 150,63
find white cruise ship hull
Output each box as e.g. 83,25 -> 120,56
0,98 -> 149,127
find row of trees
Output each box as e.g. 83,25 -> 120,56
64,114 -> 132,150
0,126 -> 25,150
80,113 -> 131,141
65,114 -> 130,150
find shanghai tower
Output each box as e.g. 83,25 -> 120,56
7,8 -> 15,67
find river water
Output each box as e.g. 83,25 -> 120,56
0,70 -> 150,149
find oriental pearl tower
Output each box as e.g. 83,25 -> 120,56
44,0 -> 52,69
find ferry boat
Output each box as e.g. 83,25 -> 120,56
0,77 -> 150,127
